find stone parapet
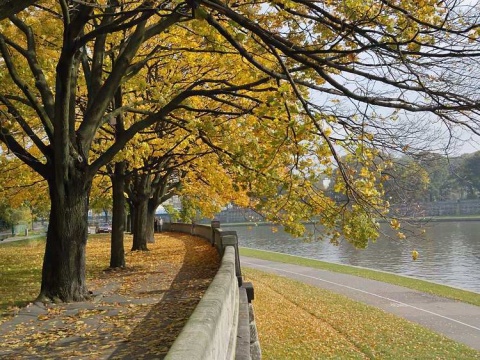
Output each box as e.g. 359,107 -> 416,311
162,222 -> 261,360
165,247 -> 239,360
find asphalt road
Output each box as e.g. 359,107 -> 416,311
241,255 -> 480,351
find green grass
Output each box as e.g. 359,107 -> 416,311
244,269 -> 480,359
240,247 -> 480,306
2,237 -> 478,358
0,235 -> 108,318
0,238 -> 45,314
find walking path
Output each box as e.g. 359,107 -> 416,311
0,233 -> 45,243
241,255 -> 480,351
0,234 -> 219,359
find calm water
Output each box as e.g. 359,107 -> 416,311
227,221 -> 480,293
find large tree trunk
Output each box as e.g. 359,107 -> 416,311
131,196 -> 149,251
127,201 -> 134,234
146,202 -> 155,244
145,211 -> 155,244
38,176 -> 91,302
110,161 -> 126,268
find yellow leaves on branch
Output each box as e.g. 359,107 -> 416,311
178,155 -> 250,218
339,204 -> 380,248
0,0 -> 421,250
390,218 -> 400,230
0,156 -> 48,209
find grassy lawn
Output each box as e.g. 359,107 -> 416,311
0,234 -> 151,316
2,237 -> 479,359
244,268 -> 480,359
0,238 -> 45,313
0,233 -> 220,314
240,247 -> 480,307
0,233 -> 220,359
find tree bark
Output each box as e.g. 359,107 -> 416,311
110,161 -> 126,268
127,201 -> 134,234
131,196 -> 149,251
146,200 -> 156,243
0,0 -> 37,20
38,175 -> 91,302
126,209 -> 132,233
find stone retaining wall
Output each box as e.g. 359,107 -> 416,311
165,247 -> 239,360
162,222 -> 261,360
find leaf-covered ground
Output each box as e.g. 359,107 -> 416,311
244,269 -> 480,360
0,233 -> 219,359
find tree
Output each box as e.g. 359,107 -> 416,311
123,127 -> 247,251
0,1 -> 288,301
459,151 -> 480,198
109,161 -> 127,268
0,150 -> 50,225
126,157 -> 181,251
97,45 -> 263,251
414,152 -> 452,202
0,203 -> 30,228
0,0 -> 37,21
381,155 -> 430,217
89,174 -> 113,221
2,0 -> 480,302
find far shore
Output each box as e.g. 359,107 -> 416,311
218,215 -> 480,227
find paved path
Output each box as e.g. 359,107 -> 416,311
241,255 -> 480,351
0,233 -> 45,243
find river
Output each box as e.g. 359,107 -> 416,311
225,221 -> 480,293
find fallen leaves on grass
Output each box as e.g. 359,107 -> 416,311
0,239 -> 44,316
0,233 -> 219,359
244,269 -> 480,360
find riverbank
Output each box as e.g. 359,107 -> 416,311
220,214 -> 480,227
2,234 -> 478,358
243,268 -> 480,359
378,215 -> 480,223
240,248 -> 480,306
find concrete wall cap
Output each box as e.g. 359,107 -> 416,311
165,247 -> 238,360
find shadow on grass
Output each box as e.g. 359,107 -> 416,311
107,233 -> 219,359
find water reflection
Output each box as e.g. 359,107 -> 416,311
230,222 -> 480,293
